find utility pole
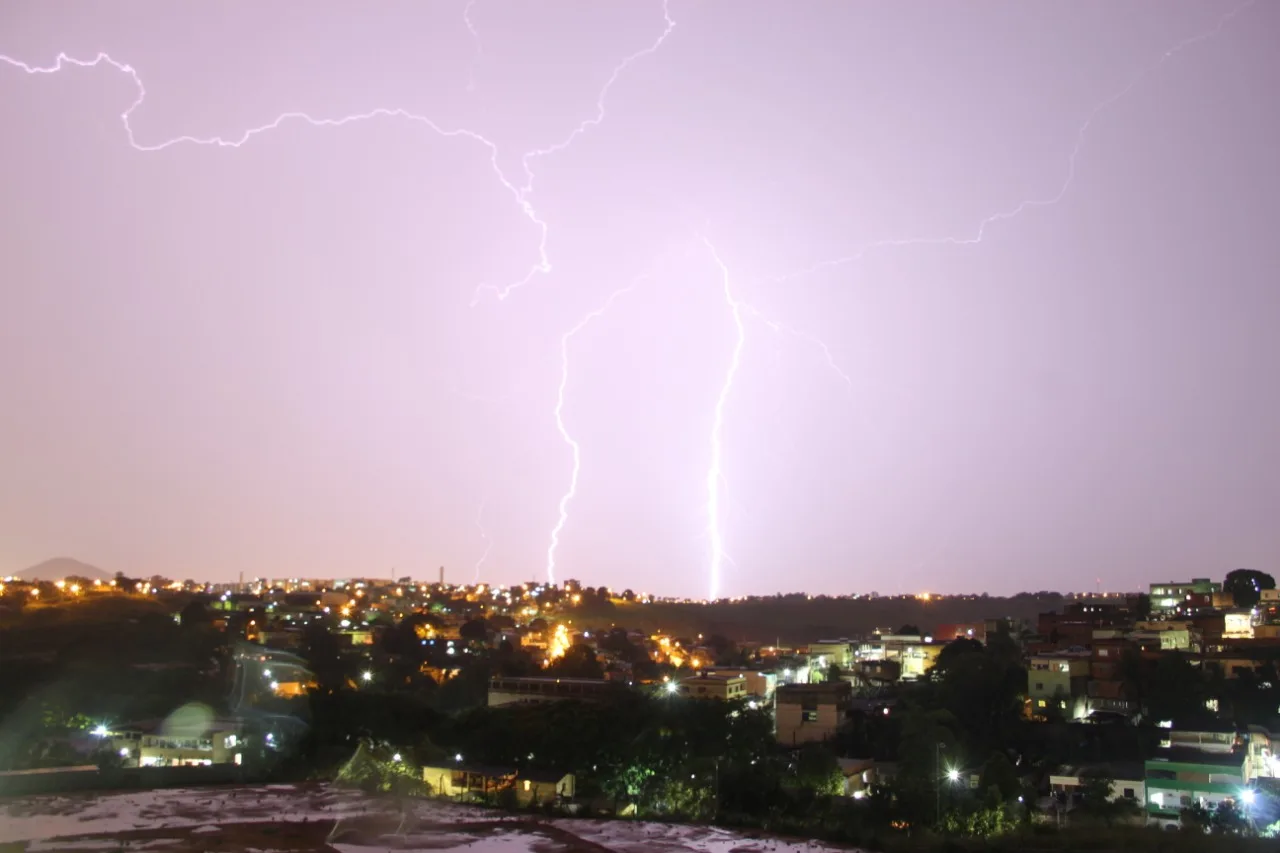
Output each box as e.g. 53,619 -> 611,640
935,741 -> 946,826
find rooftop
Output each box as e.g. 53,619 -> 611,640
1146,748 -> 1245,768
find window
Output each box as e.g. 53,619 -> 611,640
802,710 -> 818,722
1123,788 -> 1135,799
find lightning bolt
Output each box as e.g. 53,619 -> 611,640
471,0 -> 677,304
473,499 -> 493,583
462,0 -> 484,93
777,0 -> 1255,285
545,284 -> 637,584
740,303 -> 853,388
0,0 -> 677,306
700,237 -> 747,601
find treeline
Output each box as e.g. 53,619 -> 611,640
573,593 -> 1066,644
0,596 -> 226,770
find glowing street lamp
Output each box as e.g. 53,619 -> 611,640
946,768 -> 961,783
361,670 -> 373,683
91,724 -> 109,737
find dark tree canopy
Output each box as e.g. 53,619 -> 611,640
459,618 -> 489,643
1223,568 -> 1275,608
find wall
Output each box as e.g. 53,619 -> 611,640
0,763 -> 249,797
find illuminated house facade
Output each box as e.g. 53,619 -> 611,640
680,672 -> 749,700
1028,651 -> 1091,720
1149,579 -> 1221,616
1144,748 -> 1247,827
775,681 -> 852,745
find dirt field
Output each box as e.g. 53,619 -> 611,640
1,783 -> 863,853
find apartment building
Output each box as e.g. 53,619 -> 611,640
700,667 -> 776,699
775,681 -> 852,746
680,672 -> 749,700
808,640 -> 855,669
1149,579 -> 1221,616
1028,650 -> 1091,720
486,676 -> 621,707
1145,748 -> 1248,827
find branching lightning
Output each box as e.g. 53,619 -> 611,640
0,0 -> 676,306
740,303 -> 853,388
2,1 -> 1253,601
462,0 -> 484,93
700,237 -> 747,601
473,499 -> 493,582
777,0 -> 1255,285
545,284 -> 637,584
470,0 -> 677,305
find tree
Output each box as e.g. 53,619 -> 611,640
978,752 -> 1019,803
1210,798 -> 1248,835
1224,569 -> 1276,608
932,638 -> 984,679
898,624 -> 922,636
179,599 -> 211,627
547,644 -> 603,679
459,618 -> 489,644
1074,768 -> 1139,825
794,743 -> 844,795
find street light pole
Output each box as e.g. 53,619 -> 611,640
935,742 -> 946,826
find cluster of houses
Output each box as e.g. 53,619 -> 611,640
8,568 -> 1279,823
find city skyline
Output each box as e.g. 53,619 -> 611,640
2,1 -> 1278,598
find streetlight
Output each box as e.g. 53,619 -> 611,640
947,768 -> 961,783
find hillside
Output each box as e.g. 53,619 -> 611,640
571,594 -> 1064,644
13,556 -> 112,582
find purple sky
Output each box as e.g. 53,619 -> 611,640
2,1 -> 1277,598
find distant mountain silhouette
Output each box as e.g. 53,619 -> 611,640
14,557 -> 112,581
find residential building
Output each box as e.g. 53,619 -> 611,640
1223,610 -> 1255,640
680,672 -> 748,700
1049,762 -> 1145,808
1087,637 -> 1136,717
1245,726 -> 1280,780
112,720 -> 244,767
836,757 -> 879,798
486,676 -> 622,707
517,769 -> 576,806
422,762 -> 514,799
809,640 -> 855,669
700,667 -> 776,699
934,623 -> 984,643
775,681 -> 852,745
1149,579 -> 1221,616
1028,651 -> 1090,720
856,635 -> 945,680
1133,621 -> 1194,651
1038,602 -> 1131,649
1159,722 -> 1239,754
1144,748 -> 1248,827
